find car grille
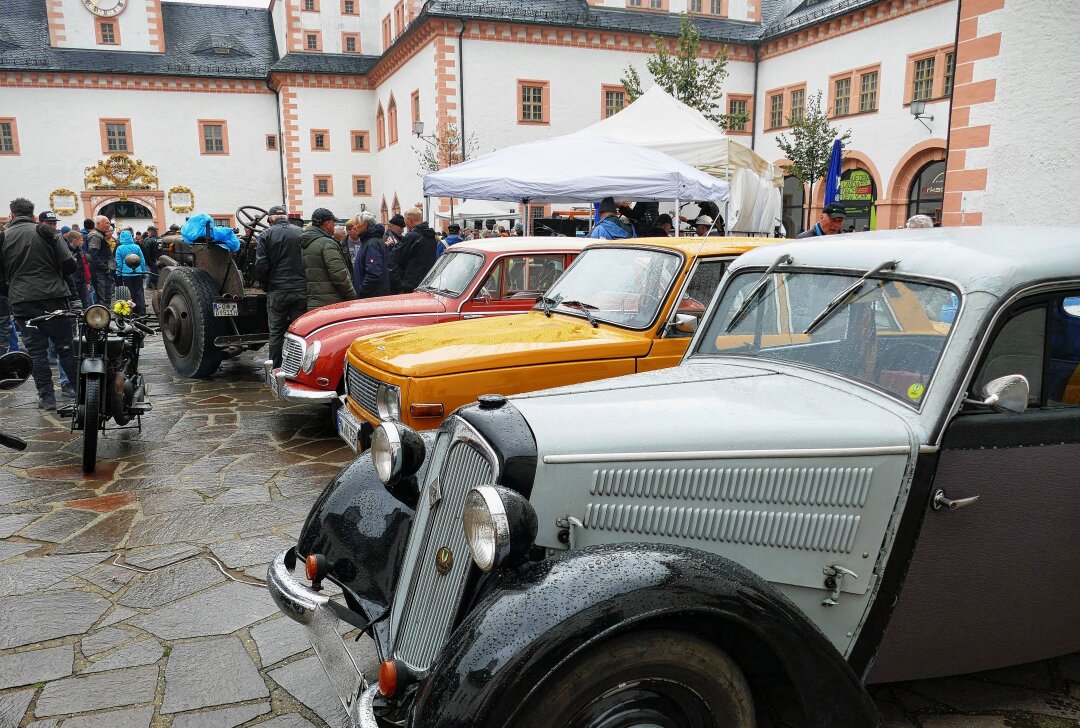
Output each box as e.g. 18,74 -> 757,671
345,363 -> 379,417
390,418 -> 498,671
280,336 -> 304,377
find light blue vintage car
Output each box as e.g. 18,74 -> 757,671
270,227 -> 1080,728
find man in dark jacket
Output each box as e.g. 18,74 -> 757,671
255,205 -> 307,368
351,211 -> 390,299
396,208 -> 438,293
0,198 -> 78,409
85,215 -> 115,305
140,225 -> 161,278
301,208 -> 355,310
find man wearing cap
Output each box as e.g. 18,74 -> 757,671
0,199 -> 78,409
437,224 -> 463,257
300,208 -> 355,310
255,205 -> 307,367
86,215 -> 116,304
141,225 -> 161,279
694,215 -> 722,237
796,203 -> 846,239
588,197 -> 636,240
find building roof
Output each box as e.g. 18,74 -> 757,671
0,0 -> 916,79
0,1 -> 277,78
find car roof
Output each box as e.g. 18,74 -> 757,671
730,227 -> 1080,296
455,237 -> 589,254
585,236 -> 780,257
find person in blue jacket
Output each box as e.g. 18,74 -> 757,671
115,230 -> 148,314
436,224 -> 463,257
588,197 -> 636,240
351,211 -> 391,299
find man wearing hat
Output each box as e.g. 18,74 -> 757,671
255,205 -> 307,367
437,224 -> 463,257
588,197 -> 635,240
300,208 -> 355,311
694,215 -> 722,237
797,203 -> 846,239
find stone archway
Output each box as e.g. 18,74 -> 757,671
881,139 -> 947,229
81,154 -> 167,228
810,149 -> 883,230
83,191 -> 166,228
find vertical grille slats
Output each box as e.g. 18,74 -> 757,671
280,337 -> 304,377
392,431 -> 495,671
345,364 -> 380,417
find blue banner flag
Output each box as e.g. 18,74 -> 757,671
824,139 -> 843,206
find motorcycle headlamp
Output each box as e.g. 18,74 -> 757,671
462,485 -> 538,572
371,422 -> 426,486
300,340 -> 321,374
376,382 -> 401,421
84,305 -> 111,330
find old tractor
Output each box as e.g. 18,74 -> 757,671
152,206 -> 274,378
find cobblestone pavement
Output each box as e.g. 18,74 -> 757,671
1,338 -> 1079,727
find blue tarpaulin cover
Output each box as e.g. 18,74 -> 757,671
181,213 -> 241,252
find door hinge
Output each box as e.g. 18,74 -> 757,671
821,564 -> 858,607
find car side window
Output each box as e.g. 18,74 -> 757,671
669,260 -> 726,337
1047,296 -> 1080,406
506,255 -> 565,296
974,306 -> 1045,407
478,261 -> 503,300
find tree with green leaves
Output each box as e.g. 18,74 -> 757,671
774,91 -> 852,228
621,13 -> 739,127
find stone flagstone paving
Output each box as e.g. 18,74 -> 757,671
0,338 -> 1079,727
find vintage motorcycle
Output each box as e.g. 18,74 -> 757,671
0,351 -> 33,452
29,298 -> 154,473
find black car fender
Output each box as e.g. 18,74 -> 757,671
412,543 -> 878,728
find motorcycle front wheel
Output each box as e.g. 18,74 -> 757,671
82,376 -> 101,474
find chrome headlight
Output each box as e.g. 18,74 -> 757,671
462,485 -> 538,572
300,340 -> 321,374
84,305 -> 111,330
370,422 -> 426,485
376,382 -> 401,421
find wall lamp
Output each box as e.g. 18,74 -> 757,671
911,100 -> 934,132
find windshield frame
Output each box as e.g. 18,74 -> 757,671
415,249 -> 486,299
688,263 -> 964,412
533,244 -> 687,332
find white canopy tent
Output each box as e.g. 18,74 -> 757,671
423,136 -> 730,231
433,199 -> 522,223
570,85 -> 783,234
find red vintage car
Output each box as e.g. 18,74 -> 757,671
264,238 -> 585,417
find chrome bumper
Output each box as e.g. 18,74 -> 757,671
263,359 -> 336,404
267,549 -> 380,728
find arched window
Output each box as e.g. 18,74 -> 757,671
908,160 -> 946,225
376,103 -> 386,150
838,168 -> 877,232
387,94 -> 398,145
782,175 -> 805,237
380,196 -> 389,224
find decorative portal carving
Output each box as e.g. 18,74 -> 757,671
50,188 -> 79,216
168,185 -> 195,213
84,153 -> 159,190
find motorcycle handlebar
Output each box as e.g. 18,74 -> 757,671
132,320 -> 155,335
0,431 -> 28,452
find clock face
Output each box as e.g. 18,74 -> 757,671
82,0 -> 128,17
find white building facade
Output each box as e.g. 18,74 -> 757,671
2,0 -> 1043,236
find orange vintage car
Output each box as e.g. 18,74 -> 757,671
335,237 -> 777,449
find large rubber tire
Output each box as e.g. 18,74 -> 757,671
159,267 -> 223,378
82,376 -> 101,474
518,630 -> 755,728
114,284 -> 131,302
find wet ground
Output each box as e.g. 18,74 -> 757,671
1,338 -> 1079,727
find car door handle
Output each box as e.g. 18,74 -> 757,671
462,314 -> 484,319
932,488 -> 980,511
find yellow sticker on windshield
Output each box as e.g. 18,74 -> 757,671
907,383 -> 925,400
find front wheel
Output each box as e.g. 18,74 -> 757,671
82,376 -> 102,474
518,630 -> 755,728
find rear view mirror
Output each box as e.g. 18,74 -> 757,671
975,374 -> 1029,414
0,351 -> 32,391
669,314 -> 698,334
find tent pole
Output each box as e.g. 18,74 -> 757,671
674,197 -> 680,237
523,199 -> 530,236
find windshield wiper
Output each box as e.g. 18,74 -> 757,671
724,254 -> 793,333
802,260 -> 899,335
537,294 -> 561,318
559,300 -> 599,328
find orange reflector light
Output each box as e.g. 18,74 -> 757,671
305,554 -> 319,581
378,659 -> 398,697
410,403 -> 444,418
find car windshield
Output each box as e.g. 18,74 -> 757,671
693,268 -> 959,407
537,247 -> 682,329
416,250 -> 485,297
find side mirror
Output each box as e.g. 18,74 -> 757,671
971,374 -> 1029,414
669,314 -> 698,335
0,351 -> 32,391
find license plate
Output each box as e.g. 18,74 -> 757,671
213,302 -> 239,317
268,373 -> 279,396
337,409 -> 361,452
305,605 -> 365,718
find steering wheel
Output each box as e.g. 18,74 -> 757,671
235,206 -> 270,234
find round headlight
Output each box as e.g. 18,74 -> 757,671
462,485 -> 538,572
376,382 -> 401,421
84,305 -> 111,330
300,340 -> 321,374
370,422 -> 426,485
